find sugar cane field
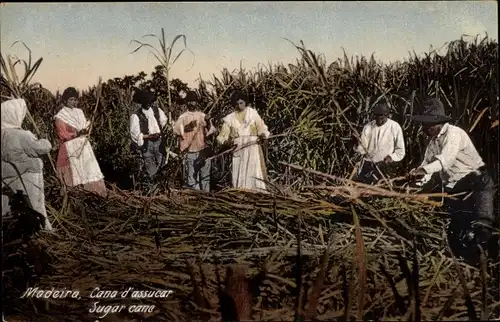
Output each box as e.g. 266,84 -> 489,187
1,33 -> 499,321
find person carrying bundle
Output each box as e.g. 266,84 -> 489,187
354,102 -> 406,184
408,98 -> 496,263
1,98 -> 53,230
130,88 -> 168,183
55,87 -> 107,197
173,91 -> 216,192
216,90 -> 270,191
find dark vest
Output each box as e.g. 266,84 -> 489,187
135,105 -> 161,135
131,106 -> 161,153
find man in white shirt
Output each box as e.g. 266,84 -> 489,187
354,103 -> 406,184
409,98 -> 496,263
129,89 -> 168,183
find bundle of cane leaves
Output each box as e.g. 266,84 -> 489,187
3,176 -> 498,321
2,187 -> 54,320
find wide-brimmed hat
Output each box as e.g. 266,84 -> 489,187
132,88 -> 156,106
411,98 -> 452,124
184,91 -> 198,103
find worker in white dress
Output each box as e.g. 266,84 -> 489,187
216,90 -> 270,191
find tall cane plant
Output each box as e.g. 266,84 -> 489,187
0,42 -> 73,231
0,42 -> 57,175
130,28 -> 195,127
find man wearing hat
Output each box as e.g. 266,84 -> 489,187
173,91 -> 216,192
129,88 -> 168,183
354,102 -> 406,184
409,98 -> 496,263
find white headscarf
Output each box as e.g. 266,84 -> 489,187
1,98 -> 27,130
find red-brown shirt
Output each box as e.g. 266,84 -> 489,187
173,111 -> 214,152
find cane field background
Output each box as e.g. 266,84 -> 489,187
1,32 -> 500,321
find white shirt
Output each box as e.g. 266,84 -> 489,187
130,107 -> 167,147
354,118 -> 405,163
417,123 -> 485,189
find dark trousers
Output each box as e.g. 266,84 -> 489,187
356,160 -> 398,184
445,167 -> 497,264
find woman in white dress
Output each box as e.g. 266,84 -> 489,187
54,87 -> 107,197
216,90 -> 270,191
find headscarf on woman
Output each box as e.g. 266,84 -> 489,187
1,98 -> 53,230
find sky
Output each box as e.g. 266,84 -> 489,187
1,1 -> 498,93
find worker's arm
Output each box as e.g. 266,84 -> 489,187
54,118 -> 78,142
354,124 -> 370,156
216,122 -> 231,145
173,114 -> 185,137
389,123 -> 405,162
158,108 -> 168,129
81,110 -> 91,129
421,132 -> 461,175
204,115 -> 216,137
408,145 -> 432,185
130,114 -> 146,147
23,131 -> 52,157
254,112 -> 270,139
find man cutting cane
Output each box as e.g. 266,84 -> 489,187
408,98 -> 496,264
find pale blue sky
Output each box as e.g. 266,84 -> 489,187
1,1 -> 498,93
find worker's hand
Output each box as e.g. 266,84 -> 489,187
217,142 -> 233,153
383,155 -> 393,164
228,141 -> 237,150
472,224 -> 493,245
408,168 -> 426,179
207,119 -> 217,134
184,120 -> 197,132
204,116 -> 213,126
150,133 -> 161,140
